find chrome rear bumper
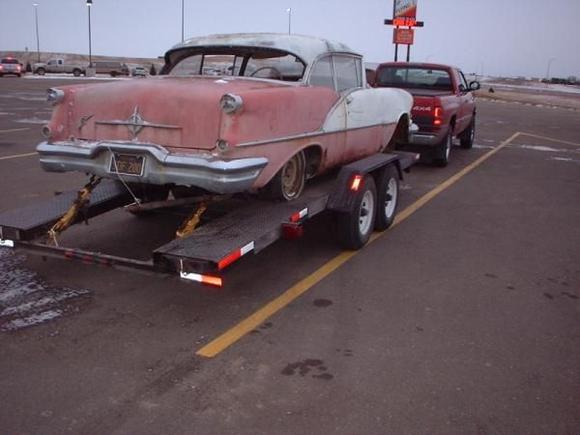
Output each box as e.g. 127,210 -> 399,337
37,141 -> 268,194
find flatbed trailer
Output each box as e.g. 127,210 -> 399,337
0,151 -> 418,287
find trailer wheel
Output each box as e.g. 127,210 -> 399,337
374,165 -> 399,231
337,175 -> 377,250
434,129 -> 452,167
460,117 -> 475,149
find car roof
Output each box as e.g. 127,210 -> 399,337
167,33 -> 359,66
377,62 -> 458,70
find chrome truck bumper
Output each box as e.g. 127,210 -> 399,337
37,141 -> 268,194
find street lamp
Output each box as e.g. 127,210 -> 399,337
33,3 -> 40,63
287,8 -> 292,35
87,0 -> 92,68
181,0 -> 185,42
546,57 -> 556,80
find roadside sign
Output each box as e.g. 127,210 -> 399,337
394,0 -> 418,19
393,28 -> 415,45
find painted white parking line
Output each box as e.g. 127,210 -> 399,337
0,152 -> 37,161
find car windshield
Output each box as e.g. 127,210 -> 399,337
377,67 -> 453,91
1,58 -> 19,64
167,49 -> 306,82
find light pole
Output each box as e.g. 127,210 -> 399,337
33,3 -> 40,63
87,0 -> 92,67
287,8 -> 292,34
181,0 -> 185,42
546,57 -> 556,80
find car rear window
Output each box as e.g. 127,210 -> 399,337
377,67 -> 453,91
1,58 -> 19,64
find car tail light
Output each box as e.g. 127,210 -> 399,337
0,65 -> 3,71
16,65 -> 21,72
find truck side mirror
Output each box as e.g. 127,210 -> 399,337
469,81 -> 481,91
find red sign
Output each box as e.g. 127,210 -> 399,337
393,0 -> 418,19
392,17 -> 417,27
393,28 -> 415,45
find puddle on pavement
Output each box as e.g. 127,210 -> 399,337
0,249 -> 91,332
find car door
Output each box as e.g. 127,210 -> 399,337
310,55 -> 347,169
457,69 -> 475,133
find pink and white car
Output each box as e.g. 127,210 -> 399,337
37,33 -> 413,200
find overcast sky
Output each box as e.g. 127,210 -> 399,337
1,0 -> 579,78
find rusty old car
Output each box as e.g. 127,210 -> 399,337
37,33 -> 413,201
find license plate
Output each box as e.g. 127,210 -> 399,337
109,153 -> 144,176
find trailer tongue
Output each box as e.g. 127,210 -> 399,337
0,152 -> 418,287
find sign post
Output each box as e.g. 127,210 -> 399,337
384,0 -> 423,62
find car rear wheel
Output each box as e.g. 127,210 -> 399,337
374,165 -> 399,231
266,150 -> 306,201
337,175 -> 377,250
460,117 -> 475,149
434,129 -> 452,167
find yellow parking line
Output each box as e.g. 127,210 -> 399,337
196,132 -> 522,358
519,132 -> 580,147
0,152 -> 37,161
0,128 -> 30,134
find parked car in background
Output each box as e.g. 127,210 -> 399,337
34,58 -> 86,77
131,66 -> 147,77
93,61 -> 129,77
0,57 -> 23,77
37,33 -> 413,201
374,62 -> 479,166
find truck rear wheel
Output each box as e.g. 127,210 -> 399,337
36,68 -> 45,75
460,117 -> 475,149
374,165 -> 399,231
73,69 -> 81,77
337,175 -> 376,250
434,129 -> 452,167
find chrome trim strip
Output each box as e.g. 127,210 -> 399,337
236,121 -> 396,148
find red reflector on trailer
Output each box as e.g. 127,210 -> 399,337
350,174 -> 363,191
217,241 -> 255,270
282,223 -> 304,239
289,208 -> 308,223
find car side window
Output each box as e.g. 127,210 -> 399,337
309,56 -> 334,90
333,55 -> 362,92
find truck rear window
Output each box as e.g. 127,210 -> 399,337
1,58 -> 19,64
377,67 -> 453,91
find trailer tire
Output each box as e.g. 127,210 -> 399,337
374,165 -> 399,231
337,175 -> 376,250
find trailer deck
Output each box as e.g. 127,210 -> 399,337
0,152 -> 418,286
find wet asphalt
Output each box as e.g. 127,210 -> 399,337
0,76 -> 579,434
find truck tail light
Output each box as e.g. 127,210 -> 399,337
433,106 -> 443,126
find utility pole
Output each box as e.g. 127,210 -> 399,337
287,8 -> 292,34
33,3 -> 40,62
546,57 -> 556,80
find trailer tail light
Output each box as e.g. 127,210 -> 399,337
350,174 -> 363,192
217,241 -> 254,270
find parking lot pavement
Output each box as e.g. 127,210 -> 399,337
0,78 -> 578,434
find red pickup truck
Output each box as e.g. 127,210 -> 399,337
374,62 -> 480,166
